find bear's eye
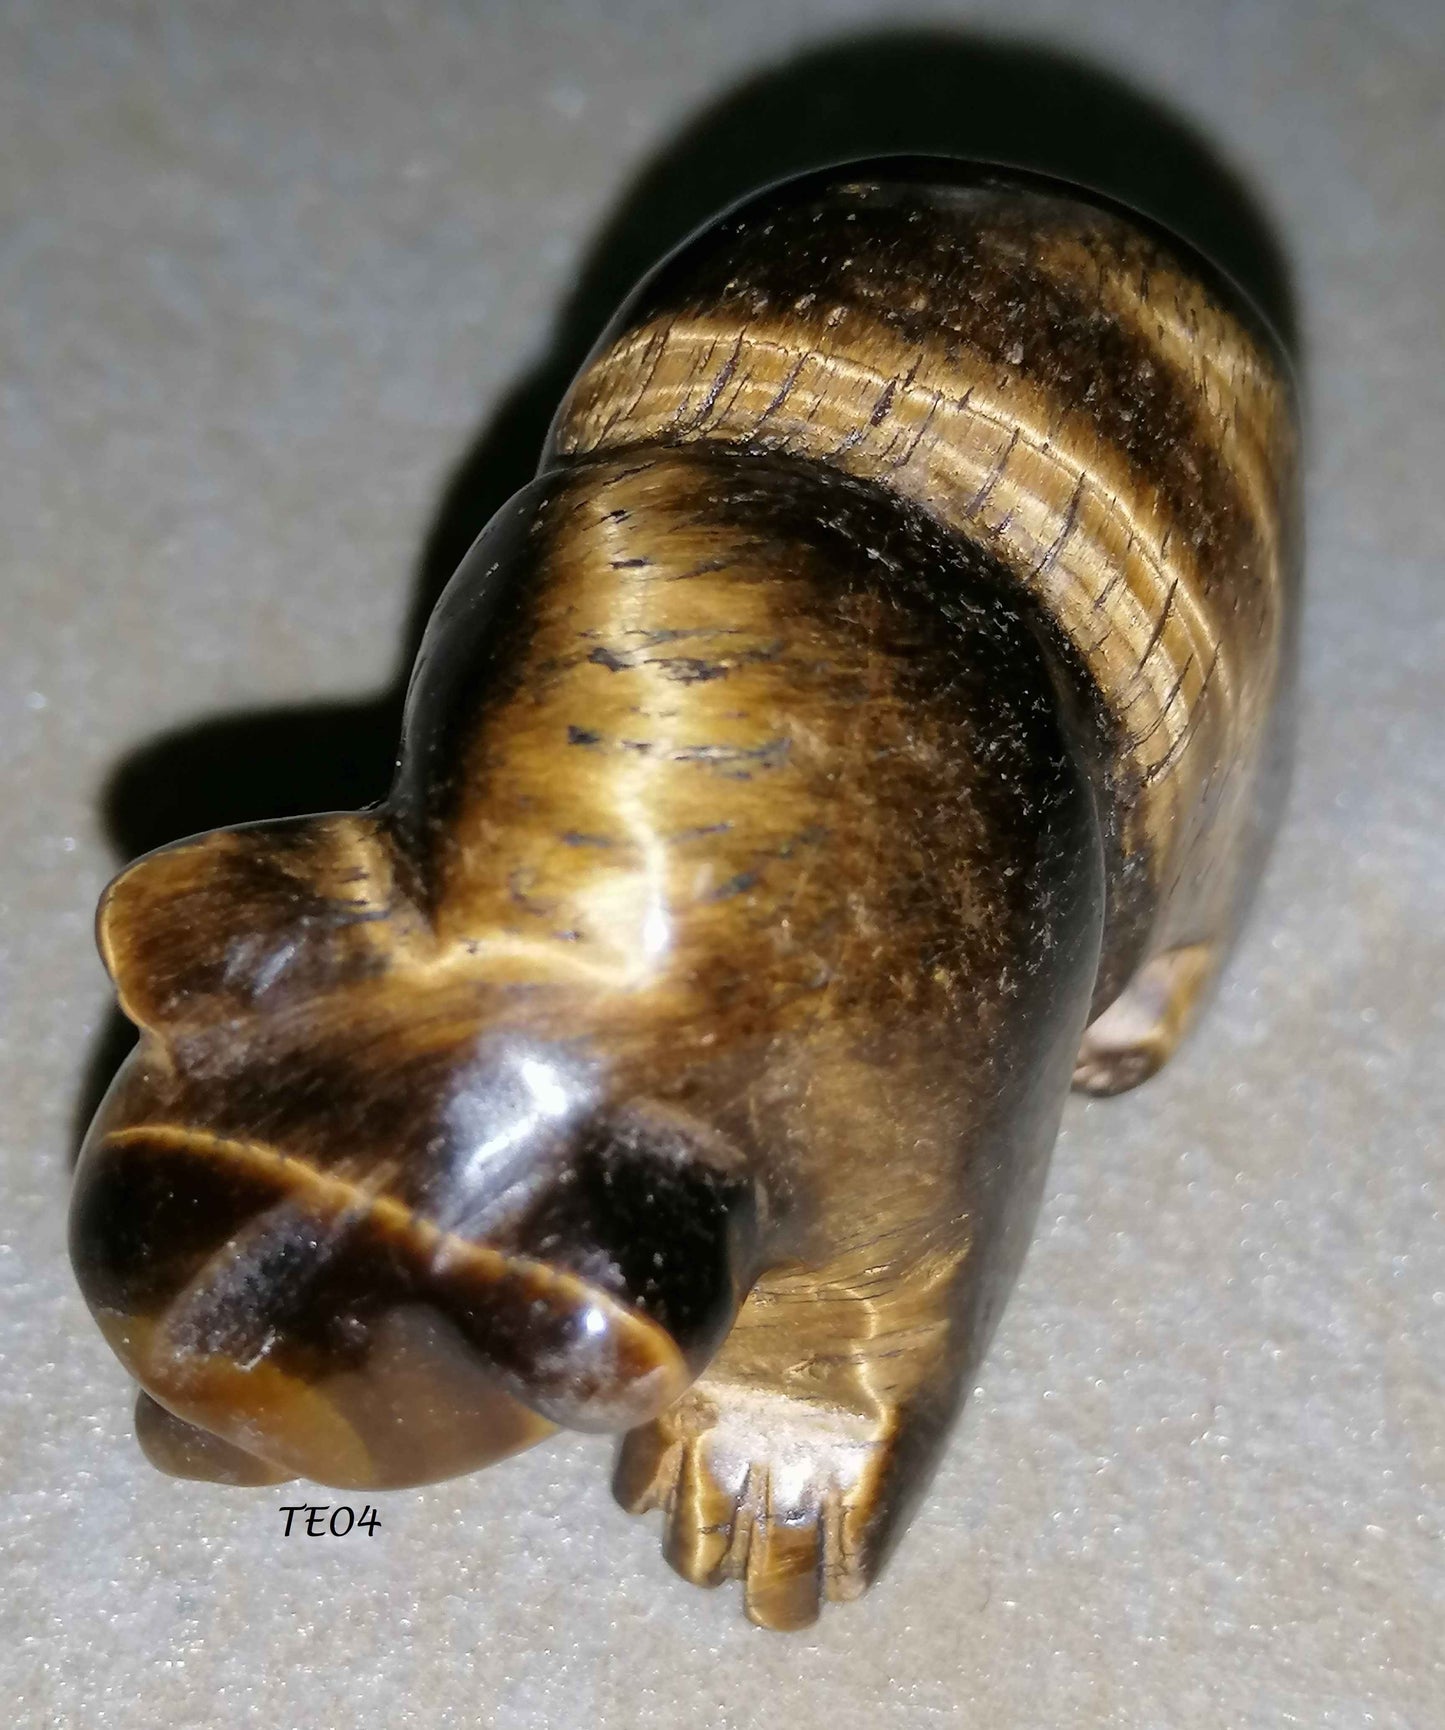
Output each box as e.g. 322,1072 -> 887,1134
99,814 -> 420,1032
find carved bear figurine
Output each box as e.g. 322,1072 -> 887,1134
71,159 -> 1299,1629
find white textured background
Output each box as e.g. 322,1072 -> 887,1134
2,3 -> 1441,1726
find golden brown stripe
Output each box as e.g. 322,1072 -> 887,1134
552,168 -> 1296,967
102,1119 -> 685,1403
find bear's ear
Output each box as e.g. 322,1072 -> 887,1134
98,813 -> 424,1033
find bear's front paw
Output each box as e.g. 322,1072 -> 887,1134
613,1379 -> 908,1630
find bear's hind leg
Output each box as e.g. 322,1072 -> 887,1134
1072,942 -> 1217,1096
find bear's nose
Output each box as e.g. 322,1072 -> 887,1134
70,1033 -> 764,1486
69,1108 -> 697,1487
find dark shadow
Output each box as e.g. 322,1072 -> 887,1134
75,28 -> 1298,1155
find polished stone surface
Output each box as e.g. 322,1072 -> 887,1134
2,2 -> 1441,1723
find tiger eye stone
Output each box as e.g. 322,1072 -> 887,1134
71,157 -> 1298,1628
